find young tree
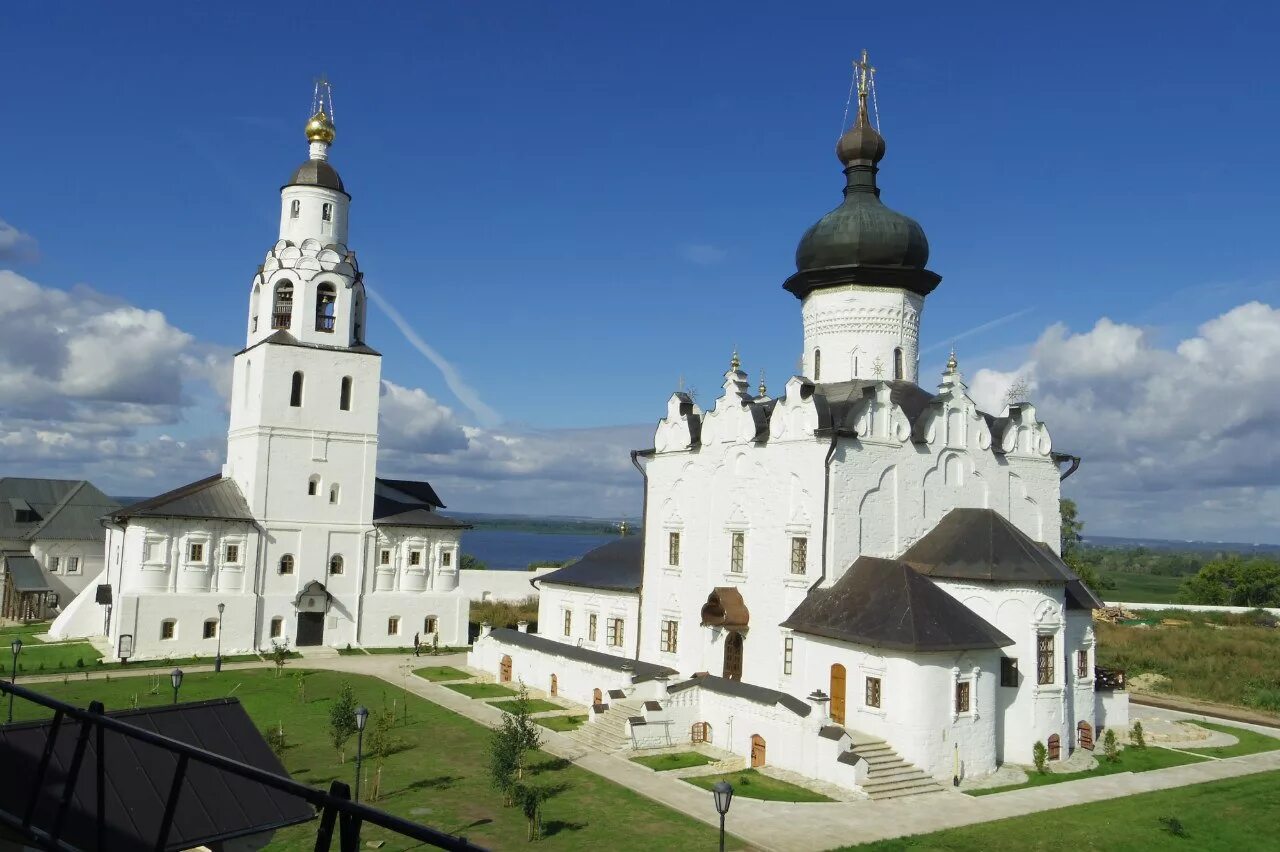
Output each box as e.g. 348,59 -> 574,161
1103,728 -> 1119,763
487,683 -> 545,805
364,705 -> 400,802
270,640 -> 290,678
328,681 -> 358,763
1131,720 -> 1147,749
1060,498 -> 1084,557
1032,740 -> 1048,774
512,782 -> 550,841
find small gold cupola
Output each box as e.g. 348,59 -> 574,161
305,110 -> 336,144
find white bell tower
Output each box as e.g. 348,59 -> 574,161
225,79 -> 381,526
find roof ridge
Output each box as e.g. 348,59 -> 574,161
114,473 -> 225,518
23,480 -> 88,540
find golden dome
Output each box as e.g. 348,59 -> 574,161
305,110 -> 336,144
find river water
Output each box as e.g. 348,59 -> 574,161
459,529 -> 618,571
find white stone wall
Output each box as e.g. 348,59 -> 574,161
801,285 -> 923,384
457,567 -> 556,603
469,632 -> 646,709
536,583 -> 640,657
27,539 -> 102,609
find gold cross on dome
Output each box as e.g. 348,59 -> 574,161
854,49 -> 876,97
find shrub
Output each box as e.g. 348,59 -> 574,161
1160,816 -> 1188,837
1032,741 -> 1048,774
263,724 -> 287,759
1103,728 -> 1119,763
1131,720 -> 1146,749
76,658 -> 85,668
471,596 -> 538,631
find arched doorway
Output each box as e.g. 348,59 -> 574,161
691,721 -> 712,744
593,688 -> 603,706
750,734 -> 766,768
1078,721 -> 1094,751
499,655 -> 512,683
723,631 -> 744,681
550,674 -> 558,697
1047,733 -> 1061,761
830,664 -> 847,725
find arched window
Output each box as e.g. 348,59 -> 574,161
315,283 -> 336,332
352,287 -> 365,343
329,484 -> 340,505
250,284 -> 261,333
329,554 -> 344,575
814,349 -> 821,381
272,282 -> 294,329
340,376 -> 352,411
278,554 -> 294,575
290,371 -> 304,407
322,203 -> 333,222
308,475 -> 320,496
244,360 -> 252,404
289,199 -> 300,219
893,347 -> 904,381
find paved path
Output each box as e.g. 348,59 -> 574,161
12,654 -> 1280,851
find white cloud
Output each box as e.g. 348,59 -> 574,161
970,301 -> 1280,541
0,219 -> 38,262
681,243 -> 728,266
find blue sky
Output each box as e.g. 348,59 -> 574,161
2,2 -> 1279,540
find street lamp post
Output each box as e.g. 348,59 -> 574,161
215,602 -> 226,673
712,779 -> 734,852
7,639 -> 22,724
354,705 -> 369,802
170,668 -> 184,705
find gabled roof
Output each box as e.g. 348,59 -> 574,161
0,478 -> 119,541
535,537 -> 643,593
667,673 -> 811,717
112,475 -> 254,524
781,556 -> 1014,652
2,553 -> 51,593
902,508 -> 1081,585
372,478 -> 469,530
486,627 -> 676,683
236,328 -> 380,357
0,698 -> 314,851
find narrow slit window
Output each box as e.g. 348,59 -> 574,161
563,609 -> 572,637
321,203 -> 333,222
270,617 -> 283,638
1037,635 -> 1055,685
783,636 -> 794,675
729,532 -> 745,573
329,554 -> 344,575
290,371 -> 304,407
289,199 -> 300,219
588,613 -> 597,642
339,376 -> 352,410
668,532 -> 680,567
308,475 -> 320,496
329,484 -> 340,505
955,681 -> 970,714
893,347 -> 904,381
814,348 -> 821,381
790,536 -> 808,574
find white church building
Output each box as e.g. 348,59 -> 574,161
52,89 -> 470,660
472,61 -> 1127,797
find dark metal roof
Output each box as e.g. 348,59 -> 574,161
112,475 -> 254,523
0,698 -> 314,851
0,478 -> 119,541
236,328 -> 381,358
373,508 -> 470,530
486,627 -> 676,683
535,537 -> 643,593
902,508 -> 1079,585
3,554 -> 51,592
285,158 -> 347,193
372,478 -> 468,530
667,673 -> 811,717
819,725 -> 848,741
375,478 -> 445,510
781,556 -> 1014,652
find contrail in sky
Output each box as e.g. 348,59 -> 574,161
920,307 -> 1036,356
366,285 -> 502,427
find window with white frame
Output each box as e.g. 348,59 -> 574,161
409,550 -> 422,567
270,617 -> 283,638
441,550 -> 452,567
588,613 -> 598,642
380,549 -> 391,565
668,532 -> 680,567
188,542 -> 205,562
47,556 -> 60,573
955,680 -> 971,714
1037,634 -> 1055,685
790,536 -> 808,574
562,609 -> 572,637
289,199 -> 300,218
161,619 -> 177,640
783,636 -> 794,675
278,554 -> 294,575
606,617 -> 624,648
1077,649 -> 1089,680
659,619 -> 678,653
329,554 -> 344,575
424,616 -> 438,634
865,676 -> 882,708
66,556 -> 81,575
308,475 -> 320,496
224,544 -> 240,564
387,616 -> 400,635
729,532 -> 745,573
203,619 -> 218,639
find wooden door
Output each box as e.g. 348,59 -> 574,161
691,722 -> 711,744
1078,721 -> 1094,751
830,664 -> 847,725
1048,733 -> 1061,760
296,612 -> 324,646
550,674 -> 558,696
593,688 -> 603,706
750,734 -> 766,768
499,655 -> 512,683
723,631 -> 744,681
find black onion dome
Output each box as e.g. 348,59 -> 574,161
784,93 -> 939,300
285,159 -> 347,194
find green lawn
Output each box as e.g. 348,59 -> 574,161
412,665 -> 471,682
13,641 -> 103,674
489,698 -> 561,714
0,621 -> 52,644
12,669 -> 746,850
338,646 -> 469,656
1100,571 -> 1183,603
537,714 -> 587,732
1183,721 -> 1280,758
445,682 -> 517,699
967,746 -> 1204,796
683,769 -> 833,802
844,770 -> 1280,850
631,752 -> 716,771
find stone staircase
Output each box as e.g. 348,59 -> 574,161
565,698 -> 638,753
847,730 -> 945,800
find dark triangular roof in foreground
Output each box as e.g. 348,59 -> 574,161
0,698 -> 313,851
781,556 -> 1014,652
535,537 -> 643,592
112,475 -> 254,523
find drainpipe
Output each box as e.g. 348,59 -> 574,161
629,449 -> 650,662
814,429 -> 855,592
355,527 -> 376,645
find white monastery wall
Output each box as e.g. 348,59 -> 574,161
26,539 -> 101,607
536,583 -> 639,657
457,567 -> 555,602
469,631 -> 649,710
